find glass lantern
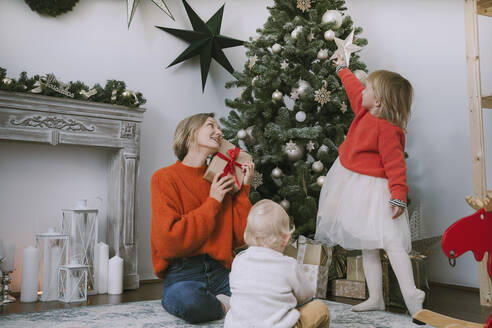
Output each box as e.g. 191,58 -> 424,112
58,262 -> 89,303
35,228 -> 69,302
61,199 -> 98,295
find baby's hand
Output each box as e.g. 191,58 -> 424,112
390,204 -> 404,219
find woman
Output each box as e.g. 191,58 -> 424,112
151,113 -> 254,323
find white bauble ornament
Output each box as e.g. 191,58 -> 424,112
312,161 -> 324,173
295,111 -> 306,122
272,43 -> 282,53
321,10 -> 342,29
324,29 -> 335,41
271,167 -> 283,178
280,199 -> 290,210
272,90 -> 283,101
354,70 -> 368,84
252,76 -> 259,86
291,26 -> 303,40
245,126 -> 256,144
285,142 -> 304,161
237,129 -> 247,140
297,80 -> 311,95
122,90 -> 131,98
317,49 -> 329,60
2,78 -> 13,87
316,175 -> 325,187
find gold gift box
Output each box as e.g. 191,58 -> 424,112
347,255 -> 365,282
204,139 -> 252,193
331,279 -> 367,300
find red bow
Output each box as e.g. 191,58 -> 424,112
216,147 -> 243,188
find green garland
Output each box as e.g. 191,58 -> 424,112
25,0 -> 80,17
0,67 -> 146,108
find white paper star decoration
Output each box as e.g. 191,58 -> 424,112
341,102 -> 348,113
280,60 -> 289,70
127,0 -> 174,29
329,30 -> 362,66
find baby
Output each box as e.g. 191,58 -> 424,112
225,199 -> 330,328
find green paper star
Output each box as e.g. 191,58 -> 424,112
156,0 -> 244,92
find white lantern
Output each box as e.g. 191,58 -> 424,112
61,199 -> 98,295
36,228 -> 69,302
59,262 -> 89,303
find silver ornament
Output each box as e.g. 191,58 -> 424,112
324,30 -> 335,41
237,129 -> 247,140
245,126 -> 256,144
295,111 -> 306,122
2,78 -> 13,87
252,76 -> 259,86
321,10 -> 342,29
272,43 -> 282,54
296,80 -> 311,96
272,90 -> 283,101
280,199 -> 290,210
354,70 -> 368,84
271,167 -> 283,178
122,90 -> 131,98
291,26 -> 303,40
285,141 -> 304,161
316,175 -> 325,187
317,49 -> 329,60
312,160 -> 324,173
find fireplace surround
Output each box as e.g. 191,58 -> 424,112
0,90 -> 145,290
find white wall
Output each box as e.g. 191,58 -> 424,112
1,0 -> 491,291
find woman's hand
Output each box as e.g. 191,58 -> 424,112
390,205 -> 404,219
242,161 -> 255,186
210,172 -> 235,203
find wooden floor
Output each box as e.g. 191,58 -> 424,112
1,281 -> 492,324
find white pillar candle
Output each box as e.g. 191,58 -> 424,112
107,255 -> 123,295
0,241 -> 15,272
42,238 -> 50,299
0,238 -> 5,261
20,246 -> 40,303
93,243 -> 100,293
97,242 -> 109,294
48,246 -> 61,300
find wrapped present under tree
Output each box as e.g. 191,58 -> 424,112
331,279 -> 367,300
204,139 -> 252,193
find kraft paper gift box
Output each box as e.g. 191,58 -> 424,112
347,255 -> 365,282
283,236 -> 333,299
331,279 -> 367,300
382,251 -> 429,310
204,139 -> 252,193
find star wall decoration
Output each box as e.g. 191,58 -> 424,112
156,0 -> 244,92
127,0 -> 174,29
329,30 -> 362,66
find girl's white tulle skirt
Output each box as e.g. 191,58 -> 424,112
315,158 -> 412,253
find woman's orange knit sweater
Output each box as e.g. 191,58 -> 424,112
150,160 -> 252,279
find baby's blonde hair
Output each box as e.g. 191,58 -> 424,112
244,199 -> 294,250
172,113 -> 215,161
366,70 -> 413,130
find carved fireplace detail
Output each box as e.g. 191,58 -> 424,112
0,90 -> 145,290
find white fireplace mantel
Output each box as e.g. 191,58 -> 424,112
0,90 -> 145,290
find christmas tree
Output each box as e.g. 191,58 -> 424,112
220,0 -> 368,237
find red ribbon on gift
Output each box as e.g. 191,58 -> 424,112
216,147 -> 243,188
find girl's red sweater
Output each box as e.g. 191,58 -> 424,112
338,68 -> 408,202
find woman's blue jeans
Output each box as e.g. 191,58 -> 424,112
161,254 -> 231,323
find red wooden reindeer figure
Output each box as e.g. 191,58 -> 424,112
413,207 -> 492,328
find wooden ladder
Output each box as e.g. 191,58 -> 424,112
463,0 -> 492,308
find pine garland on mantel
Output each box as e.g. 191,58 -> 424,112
0,67 -> 146,108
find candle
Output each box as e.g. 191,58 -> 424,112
0,241 -> 15,272
0,238 -> 5,261
108,255 -> 123,295
20,246 -> 40,302
97,242 -> 109,294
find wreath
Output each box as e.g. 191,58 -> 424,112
25,0 -> 80,17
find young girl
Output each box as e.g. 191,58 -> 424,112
225,199 -> 330,328
315,62 -> 425,317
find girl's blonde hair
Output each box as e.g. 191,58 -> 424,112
172,113 -> 215,161
366,70 -> 413,130
244,199 -> 294,249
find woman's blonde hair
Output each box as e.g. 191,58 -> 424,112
366,70 -> 413,130
244,199 -> 294,249
172,113 -> 215,161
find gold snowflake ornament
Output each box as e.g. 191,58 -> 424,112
251,171 -> 263,190
341,102 -> 348,113
314,85 -> 331,105
297,0 -> 311,12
